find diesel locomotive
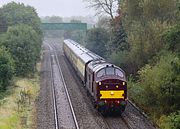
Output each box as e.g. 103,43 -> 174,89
63,39 -> 127,113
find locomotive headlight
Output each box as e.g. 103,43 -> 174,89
116,85 -> 119,88
110,91 -> 114,95
117,100 -> 120,104
99,82 -> 102,85
123,82 -> 125,85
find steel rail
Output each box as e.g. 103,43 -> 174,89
49,43 -> 80,129
48,44 -> 59,129
97,110 -> 133,129
98,112 -> 115,129
49,42 -> 133,129
121,114 -> 134,129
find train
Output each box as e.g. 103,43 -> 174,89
63,39 -> 127,114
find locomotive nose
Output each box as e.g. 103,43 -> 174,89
97,79 -> 127,100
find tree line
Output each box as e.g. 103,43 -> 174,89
85,0 -> 180,128
0,2 -> 42,91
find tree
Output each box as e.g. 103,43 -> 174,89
84,0 -> 119,22
70,19 -> 82,23
0,9 -> 8,33
108,24 -> 128,52
122,0 -> 142,21
96,16 -> 111,29
142,0 -> 177,23
123,0 -> 178,24
119,0 -> 178,74
138,53 -> 180,114
41,16 -> 63,23
0,2 -> 42,34
163,2 -> 180,53
0,47 -> 14,91
2,25 -> 41,76
86,28 -> 109,57
164,21 -> 180,53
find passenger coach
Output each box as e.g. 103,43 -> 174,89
63,39 -> 127,114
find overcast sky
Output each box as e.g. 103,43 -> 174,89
0,0 -> 95,17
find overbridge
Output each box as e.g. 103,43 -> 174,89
41,23 -> 87,30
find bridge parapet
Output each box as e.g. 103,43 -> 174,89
41,23 -> 87,30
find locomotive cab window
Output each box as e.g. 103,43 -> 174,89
106,67 -> 115,75
115,69 -> 124,78
97,69 -> 105,77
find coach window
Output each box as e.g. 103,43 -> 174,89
115,69 -> 124,78
97,69 -> 105,77
106,67 -> 115,75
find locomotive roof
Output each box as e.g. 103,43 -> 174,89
64,39 -> 104,63
88,60 -> 125,75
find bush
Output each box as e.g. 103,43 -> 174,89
158,111 -> 180,129
164,25 -> 180,53
0,2 -> 41,34
139,53 -> 179,114
86,28 -> 109,58
128,52 -> 180,117
2,25 -> 41,76
0,47 -> 14,91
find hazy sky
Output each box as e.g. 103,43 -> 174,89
0,0 -> 95,17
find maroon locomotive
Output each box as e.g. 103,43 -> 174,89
63,39 -> 127,114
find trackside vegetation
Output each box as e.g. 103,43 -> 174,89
0,1 -> 42,90
85,0 -> 180,128
0,47 -> 14,91
0,75 -> 40,129
2,25 -> 41,76
0,1 -> 42,128
86,28 -> 109,58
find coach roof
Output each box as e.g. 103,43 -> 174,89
64,39 -> 104,63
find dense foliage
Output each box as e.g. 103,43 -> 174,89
86,28 -> 109,58
158,111 -> 180,129
122,1 -> 180,123
129,52 -> 180,113
0,47 -> 14,91
0,2 -> 41,34
41,16 -> 63,23
0,2 -> 42,90
2,25 -> 41,75
86,0 -> 180,128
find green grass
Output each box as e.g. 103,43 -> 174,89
0,71 -> 40,129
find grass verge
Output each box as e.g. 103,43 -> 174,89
0,71 -> 40,129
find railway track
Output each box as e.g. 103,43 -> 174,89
50,54 -> 59,129
50,42 -> 134,129
47,43 -> 79,129
98,112 -> 133,129
121,115 -> 134,129
42,40 -> 158,129
121,101 -> 158,129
